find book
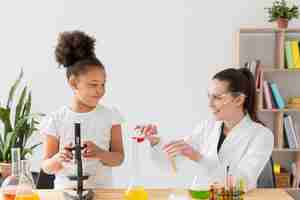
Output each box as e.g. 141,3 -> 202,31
289,115 -> 299,148
268,82 -> 277,109
284,114 -> 297,148
285,41 -> 295,68
250,60 -> 257,75
244,60 -> 262,89
283,124 -> 290,148
263,81 -> 273,109
284,114 -> 299,148
269,81 -> 285,109
255,61 -> 262,89
291,40 -> 300,68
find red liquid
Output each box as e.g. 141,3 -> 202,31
131,136 -> 145,143
3,193 -> 16,200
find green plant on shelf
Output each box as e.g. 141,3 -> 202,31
265,0 -> 299,22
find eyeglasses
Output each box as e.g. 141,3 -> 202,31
207,91 -> 246,102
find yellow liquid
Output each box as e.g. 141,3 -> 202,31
124,187 -> 148,200
15,193 -> 40,200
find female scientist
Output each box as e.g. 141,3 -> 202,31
139,67 -> 274,191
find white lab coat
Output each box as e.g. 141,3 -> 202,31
151,114 -> 274,191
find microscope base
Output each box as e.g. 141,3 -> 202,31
63,189 -> 94,200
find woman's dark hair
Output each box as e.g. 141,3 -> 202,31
55,30 -> 104,79
213,67 -> 260,123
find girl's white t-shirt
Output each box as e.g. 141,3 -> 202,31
40,104 -> 124,189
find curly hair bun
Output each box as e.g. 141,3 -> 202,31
55,30 -> 96,67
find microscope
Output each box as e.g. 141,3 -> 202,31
63,123 -> 95,200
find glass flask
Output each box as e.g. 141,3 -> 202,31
123,130 -> 148,200
188,175 -> 210,200
15,160 -> 39,200
1,148 -> 21,200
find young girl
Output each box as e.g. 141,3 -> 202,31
41,31 -> 124,189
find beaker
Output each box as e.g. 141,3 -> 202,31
1,148 -> 21,200
15,160 -> 39,200
188,175 -> 210,200
124,130 -> 148,200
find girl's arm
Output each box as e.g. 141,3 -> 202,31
42,135 -> 73,174
97,124 -> 124,166
83,125 -> 124,166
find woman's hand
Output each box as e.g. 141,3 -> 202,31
136,124 -> 160,146
82,141 -> 105,160
52,143 -> 73,163
163,139 -> 201,161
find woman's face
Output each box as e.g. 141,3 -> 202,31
70,66 -> 106,109
208,79 -> 245,121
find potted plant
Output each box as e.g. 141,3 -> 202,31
266,0 -> 299,29
0,70 -> 43,178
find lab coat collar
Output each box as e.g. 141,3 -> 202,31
217,114 -> 253,161
221,113 -> 252,140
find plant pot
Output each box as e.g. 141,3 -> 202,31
276,18 -> 289,29
0,162 -> 11,178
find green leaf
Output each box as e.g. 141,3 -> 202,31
21,149 -> 32,159
0,149 -> 3,161
0,132 -> 4,161
29,143 -> 42,150
0,107 -> 12,141
0,133 -> 4,151
21,143 -> 42,159
6,69 -> 23,109
22,92 -> 31,118
3,131 -> 17,161
13,113 -> 43,149
24,119 -> 35,146
15,86 -> 27,127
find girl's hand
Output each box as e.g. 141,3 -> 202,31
52,143 -> 73,163
163,139 -> 201,161
136,124 -> 160,146
82,141 -> 105,160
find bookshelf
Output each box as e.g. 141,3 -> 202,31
234,27 -> 300,189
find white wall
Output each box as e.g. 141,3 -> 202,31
0,0 -> 300,187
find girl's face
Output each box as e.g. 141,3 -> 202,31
208,79 -> 245,121
70,66 -> 106,109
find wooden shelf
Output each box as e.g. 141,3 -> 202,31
263,68 -> 300,73
236,26 -> 300,166
239,27 -> 300,34
273,148 -> 300,152
285,188 -> 300,191
260,108 -> 300,113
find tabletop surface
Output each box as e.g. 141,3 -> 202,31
23,188 -> 294,200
